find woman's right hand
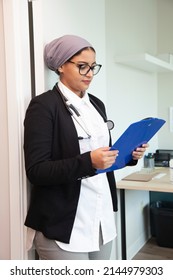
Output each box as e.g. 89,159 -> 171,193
90,147 -> 119,170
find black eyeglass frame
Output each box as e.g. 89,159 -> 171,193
68,61 -> 102,76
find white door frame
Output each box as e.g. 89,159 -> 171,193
3,0 -> 32,259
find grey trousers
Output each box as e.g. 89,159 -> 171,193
34,231 -> 113,260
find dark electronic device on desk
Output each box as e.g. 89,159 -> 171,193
154,149 -> 173,167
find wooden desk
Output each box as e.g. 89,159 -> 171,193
117,168 -> 173,260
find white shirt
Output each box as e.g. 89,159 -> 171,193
56,82 -> 116,252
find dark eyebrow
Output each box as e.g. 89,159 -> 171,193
74,61 -> 96,65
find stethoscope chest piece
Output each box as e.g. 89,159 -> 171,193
107,120 -> 114,130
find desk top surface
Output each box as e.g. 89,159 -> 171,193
117,167 -> 173,192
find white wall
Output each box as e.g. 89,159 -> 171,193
157,0 -> 173,149
106,0 -> 158,157
105,0 -> 158,259
39,0 -> 107,104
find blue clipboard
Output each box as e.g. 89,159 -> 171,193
97,117 -> 166,173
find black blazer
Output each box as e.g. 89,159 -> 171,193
24,85 -> 118,243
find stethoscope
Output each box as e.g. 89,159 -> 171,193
55,84 -> 114,138
89,98 -> 114,131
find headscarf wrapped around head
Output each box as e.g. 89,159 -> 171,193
44,34 -> 93,71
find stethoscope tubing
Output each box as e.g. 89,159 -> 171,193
56,84 -> 114,131
89,97 -> 114,131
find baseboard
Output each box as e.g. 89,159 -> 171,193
127,230 -> 151,259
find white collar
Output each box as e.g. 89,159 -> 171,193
58,81 -> 90,110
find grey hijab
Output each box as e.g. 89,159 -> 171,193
44,34 -> 93,71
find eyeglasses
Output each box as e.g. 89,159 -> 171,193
68,61 -> 102,76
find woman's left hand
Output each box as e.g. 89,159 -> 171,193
132,143 -> 149,160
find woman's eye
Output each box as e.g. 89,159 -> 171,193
79,64 -> 88,70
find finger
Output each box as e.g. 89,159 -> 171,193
136,147 -> 145,152
100,147 -> 111,152
104,153 -> 118,166
133,151 -> 143,159
106,150 -> 119,157
142,143 -> 149,148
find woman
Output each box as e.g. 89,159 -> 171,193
24,34 -> 147,260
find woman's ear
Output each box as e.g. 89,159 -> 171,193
58,66 -> 63,73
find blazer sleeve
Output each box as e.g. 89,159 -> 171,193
24,96 -> 96,186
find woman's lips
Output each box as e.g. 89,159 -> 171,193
82,80 -> 91,85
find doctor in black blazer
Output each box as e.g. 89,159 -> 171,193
24,35 -> 147,260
